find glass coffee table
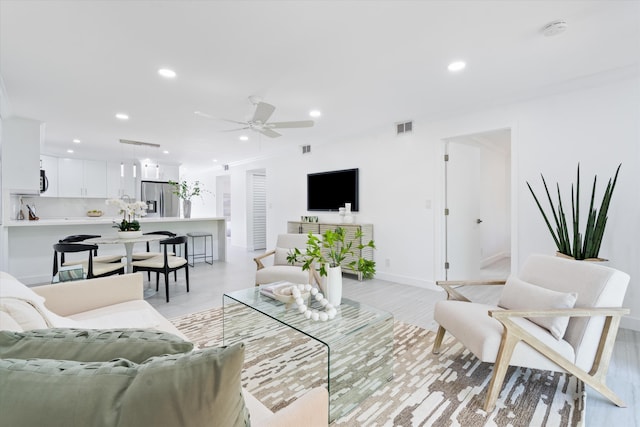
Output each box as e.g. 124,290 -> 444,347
223,286 -> 394,422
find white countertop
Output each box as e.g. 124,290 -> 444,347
4,217 -> 226,227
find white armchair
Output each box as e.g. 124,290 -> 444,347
254,234 -> 321,286
432,254 -> 630,412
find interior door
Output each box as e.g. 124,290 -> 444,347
445,141 -> 482,280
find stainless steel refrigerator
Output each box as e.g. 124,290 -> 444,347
141,180 -> 179,218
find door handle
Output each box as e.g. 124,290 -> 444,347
476,219 -> 483,224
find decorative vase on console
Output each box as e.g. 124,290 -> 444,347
343,203 -> 354,224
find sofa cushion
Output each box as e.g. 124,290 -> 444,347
0,343 -> 250,427
0,298 -> 48,330
0,310 -> 24,332
0,272 -> 78,329
499,277 -> 578,339
0,328 -> 193,363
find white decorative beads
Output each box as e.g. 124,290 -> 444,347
290,284 -> 336,322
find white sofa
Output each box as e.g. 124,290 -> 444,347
0,271 -> 328,427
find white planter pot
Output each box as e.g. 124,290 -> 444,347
183,200 -> 192,219
324,266 -> 343,306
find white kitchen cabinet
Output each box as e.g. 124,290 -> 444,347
40,155 -> 58,197
1,118 -> 43,194
58,158 -> 107,198
107,161 -> 136,199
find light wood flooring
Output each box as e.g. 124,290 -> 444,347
147,243 -> 639,427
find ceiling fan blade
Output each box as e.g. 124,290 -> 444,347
259,128 -> 282,138
268,120 -> 315,129
220,118 -> 249,125
252,102 -> 276,123
220,127 -> 250,132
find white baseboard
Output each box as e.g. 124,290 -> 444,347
480,251 -> 509,269
374,271 -> 441,292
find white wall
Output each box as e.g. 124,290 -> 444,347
220,75 -> 640,329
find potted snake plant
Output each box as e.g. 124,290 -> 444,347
526,163 -> 620,260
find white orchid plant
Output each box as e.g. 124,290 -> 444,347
106,199 -> 148,232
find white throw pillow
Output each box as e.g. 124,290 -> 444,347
0,272 -> 78,329
498,277 -> 577,340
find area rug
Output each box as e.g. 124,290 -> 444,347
171,307 -> 584,426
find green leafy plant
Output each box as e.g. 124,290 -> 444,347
526,163 -> 620,260
168,180 -> 205,201
287,227 -> 376,279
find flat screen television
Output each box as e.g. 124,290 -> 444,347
307,168 -> 359,212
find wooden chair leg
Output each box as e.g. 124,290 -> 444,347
484,330 -> 519,412
432,326 -> 447,354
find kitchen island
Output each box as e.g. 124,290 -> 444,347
1,217 -> 227,284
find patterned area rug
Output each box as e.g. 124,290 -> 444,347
171,307 -> 584,426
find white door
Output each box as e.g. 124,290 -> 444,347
445,141 -> 482,279
444,129 -> 512,280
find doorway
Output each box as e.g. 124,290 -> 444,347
443,128 -> 511,280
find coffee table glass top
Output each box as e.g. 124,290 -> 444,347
223,286 -> 392,346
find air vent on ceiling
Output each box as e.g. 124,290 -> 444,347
301,144 -> 311,154
396,121 -> 413,135
223,164 -> 229,171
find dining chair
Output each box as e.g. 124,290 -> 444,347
52,243 -> 125,280
58,234 -> 123,264
131,231 -> 178,281
132,236 -> 189,302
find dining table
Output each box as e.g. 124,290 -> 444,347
85,234 -> 168,274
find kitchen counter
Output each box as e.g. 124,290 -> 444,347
4,216 -> 225,227
1,217 -> 227,284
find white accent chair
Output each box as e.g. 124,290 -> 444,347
254,234 -> 321,286
432,254 -> 630,412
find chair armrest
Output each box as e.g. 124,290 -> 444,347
489,307 -> 630,320
32,273 -> 144,317
261,387 -> 328,427
437,280 -> 506,302
254,249 -> 276,270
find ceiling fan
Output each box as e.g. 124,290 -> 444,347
196,98 -> 314,138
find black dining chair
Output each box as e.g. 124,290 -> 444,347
53,243 -> 125,280
131,231 -> 178,281
58,234 -> 123,264
132,236 -> 189,303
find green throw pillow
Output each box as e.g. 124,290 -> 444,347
0,343 -> 250,427
0,328 -> 194,363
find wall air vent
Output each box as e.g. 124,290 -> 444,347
224,164 -> 229,171
396,121 -> 413,135
301,144 -> 311,154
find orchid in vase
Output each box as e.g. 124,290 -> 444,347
106,199 -> 148,231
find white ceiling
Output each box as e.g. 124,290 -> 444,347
1,1 -> 638,172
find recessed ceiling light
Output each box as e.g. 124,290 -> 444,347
72,139 -> 81,143
67,149 -> 74,153
115,113 -> 129,120
163,150 -> 169,154
448,61 -> 466,72
309,110 -> 322,118
213,159 -> 218,163
239,135 -> 249,141
158,68 -> 177,78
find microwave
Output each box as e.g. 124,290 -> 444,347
40,169 -> 49,193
